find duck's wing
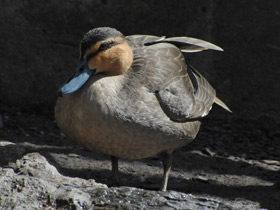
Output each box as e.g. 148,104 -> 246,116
126,35 -> 223,53
184,64 -> 231,118
129,42 -> 230,122
126,35 -> 166,48
154,63 -> 216,121
155,36 -> 223,52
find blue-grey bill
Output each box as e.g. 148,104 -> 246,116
58,61 -> 95,96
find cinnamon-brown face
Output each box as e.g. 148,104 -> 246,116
58,27 -> 133,96
83,37 -> 133,75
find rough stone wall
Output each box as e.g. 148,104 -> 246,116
212,1 -> 280,120
1,0 -> 279,120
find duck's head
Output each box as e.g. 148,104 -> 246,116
58,27 -> 133,96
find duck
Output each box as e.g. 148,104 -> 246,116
55,27 -> 231,191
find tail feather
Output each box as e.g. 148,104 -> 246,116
214,97 -> 232,113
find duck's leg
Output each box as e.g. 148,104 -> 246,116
159,151 -> 173,191
111,156 -> 121,185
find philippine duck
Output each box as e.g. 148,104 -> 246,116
55,27 -> 231,191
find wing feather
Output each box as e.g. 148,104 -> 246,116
126,35 -> 223,53
125,36 -> 229,122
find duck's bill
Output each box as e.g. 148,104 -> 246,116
58,60 -> 95,96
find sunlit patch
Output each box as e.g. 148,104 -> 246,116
185,150 -> 277,187
193,173 -> 274,187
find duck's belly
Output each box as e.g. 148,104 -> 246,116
55,95 -> 200,159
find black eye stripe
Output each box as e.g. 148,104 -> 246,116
98,41 -> 119,52
86,41 -> 120,61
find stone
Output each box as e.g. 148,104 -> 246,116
0,147 -> 263,209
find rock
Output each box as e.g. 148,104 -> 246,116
0,167 -> 92,209
0,167 -> 262,210
0,149 -> 262,209
14,153 -> 107,189
0,152 -> 105,210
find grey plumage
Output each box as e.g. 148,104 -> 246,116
55,28 -> 230,191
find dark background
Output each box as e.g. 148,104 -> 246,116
1,0 -> 279,121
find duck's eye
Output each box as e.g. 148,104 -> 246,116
98,41 -> 118,52
98,43 -> 108,51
